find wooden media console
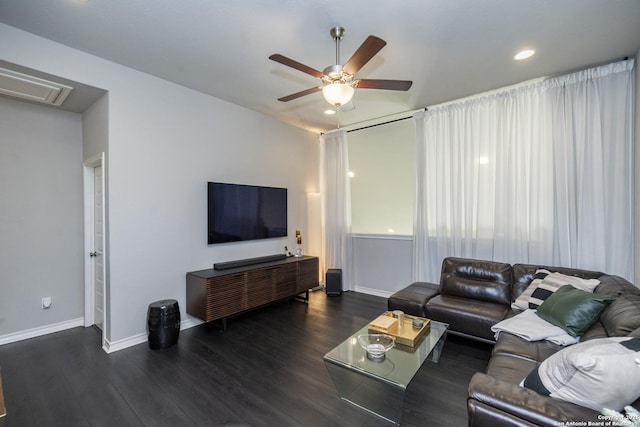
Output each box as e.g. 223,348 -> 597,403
186,255 -> 319,330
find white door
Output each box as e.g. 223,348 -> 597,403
92,165 -> 105,330
84,153 -> 107,341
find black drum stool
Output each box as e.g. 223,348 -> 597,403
147,299 -> 180,350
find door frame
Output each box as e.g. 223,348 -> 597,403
83,152 -> 108,346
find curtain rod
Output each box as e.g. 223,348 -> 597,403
347,112 -> 418,133
321,107 -> 427,135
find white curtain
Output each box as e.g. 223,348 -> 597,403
549,60 -> 635,277
414,59 -> 635,283
320,130 -> 354,290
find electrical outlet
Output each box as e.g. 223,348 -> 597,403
42,297 -> 52,309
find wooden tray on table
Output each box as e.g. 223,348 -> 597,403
368,311 -> 431,349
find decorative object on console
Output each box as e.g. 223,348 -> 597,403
295,229 -> 302,257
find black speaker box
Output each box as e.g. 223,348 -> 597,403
326,269 -> 342,296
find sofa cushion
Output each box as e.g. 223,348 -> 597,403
536,285 -> 615,337
599,294 -> 640,337
512,270 -> 600,311
595,275 -> 640,298
426,294 -> 508,342
492,332 -> 564,362
439,257 -> 513,305
580,321 -> 609,341
486,353 -> 539,385
521,337 -> 640,412
387,282 -> 439,317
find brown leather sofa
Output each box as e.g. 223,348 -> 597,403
388,257 -> 640,426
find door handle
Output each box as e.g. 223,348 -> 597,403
89,252 -> 98,257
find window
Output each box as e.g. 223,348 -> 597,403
347,119 -> 415,235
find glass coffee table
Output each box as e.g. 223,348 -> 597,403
323,316 -> 448,424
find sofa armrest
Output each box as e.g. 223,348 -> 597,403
468,373 -> 600,427
387,282 -> 439,317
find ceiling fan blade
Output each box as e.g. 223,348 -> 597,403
343,36 -> 387,75
356,79 -> 413,91
269,54 -> 324,79
277,86 -> 322,102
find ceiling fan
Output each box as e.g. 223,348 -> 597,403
269,27 -> 412,107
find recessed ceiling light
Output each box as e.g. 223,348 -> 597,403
324,109 -> 336,115
514,49 -> 535,61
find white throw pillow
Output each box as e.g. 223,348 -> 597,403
521,337 -> 640,412
543,271 -> 601,292
512,270 -> 600,311
512,269 -> 551,310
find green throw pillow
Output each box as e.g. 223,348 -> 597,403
536,285 -> 615,337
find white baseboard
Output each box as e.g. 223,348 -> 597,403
354,286 -> 393,298
102,332 -> 147,353
180,316 -> 203,330
0,317 -> 84,346
102,315 -> 203,353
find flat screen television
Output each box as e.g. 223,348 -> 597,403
207,182 -> 288,244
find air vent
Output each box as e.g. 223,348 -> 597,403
0,68 -> 73,106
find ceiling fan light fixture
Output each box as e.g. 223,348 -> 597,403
322,82 -> 354,106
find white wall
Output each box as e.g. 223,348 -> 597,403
0,23 -> 319,349
352,236 -> 413,297
635,49 -> 640,283
82,93 -> 109,161
0,97 -> 84,336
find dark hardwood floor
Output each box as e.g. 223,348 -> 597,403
0,290 -> 491,426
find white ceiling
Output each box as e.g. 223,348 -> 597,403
1,0 -> 639,133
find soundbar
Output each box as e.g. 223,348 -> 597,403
213,253 -> 288,270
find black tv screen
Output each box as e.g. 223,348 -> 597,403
207,182 -> 288,244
